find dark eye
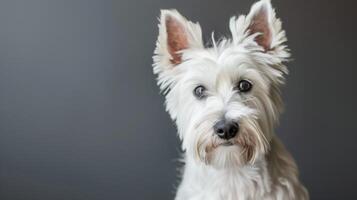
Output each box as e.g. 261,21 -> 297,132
237,80 -> 252,92
193,85 -> 206,99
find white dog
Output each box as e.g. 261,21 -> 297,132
152,0 -> 308,199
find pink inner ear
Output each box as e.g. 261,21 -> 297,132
165,16 -> 189,64
249,7 -> 272,51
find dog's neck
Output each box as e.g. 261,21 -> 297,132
179,152 -> 271,199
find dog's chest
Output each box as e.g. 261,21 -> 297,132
206,168 -> 268,199
177,163 -> 271,200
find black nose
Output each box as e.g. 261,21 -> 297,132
213,120 -> 239,140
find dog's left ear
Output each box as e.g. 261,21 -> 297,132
246,0 -> 275,51
230,0 -> 289,59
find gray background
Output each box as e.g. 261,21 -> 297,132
0,0 -> 356,199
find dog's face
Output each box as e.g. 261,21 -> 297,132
153,0 -> 289,168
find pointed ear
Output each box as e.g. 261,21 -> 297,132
154,10 -> 203,67
246,0 -> 280,51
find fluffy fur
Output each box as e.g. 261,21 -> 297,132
152,0 -> 308,199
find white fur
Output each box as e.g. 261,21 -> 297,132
153,0 -> 308,199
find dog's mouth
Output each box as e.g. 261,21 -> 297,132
220,141 -> 234,146
210,137 -> 238,149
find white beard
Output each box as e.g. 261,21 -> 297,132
175,137 -> 308,200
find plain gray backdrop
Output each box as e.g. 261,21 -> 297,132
0,0 -> 356,199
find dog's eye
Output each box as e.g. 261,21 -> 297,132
237,80 -> 252,92
193,85 -> 207,99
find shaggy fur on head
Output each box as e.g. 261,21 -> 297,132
152,0 -> 308,199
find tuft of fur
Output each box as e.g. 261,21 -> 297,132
152,0 -> 308,199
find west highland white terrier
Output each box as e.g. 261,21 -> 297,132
152,0 -> 308,199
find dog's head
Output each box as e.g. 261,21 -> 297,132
153,0 -> 289,169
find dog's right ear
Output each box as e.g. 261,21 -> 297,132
153,10 -> 203,69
